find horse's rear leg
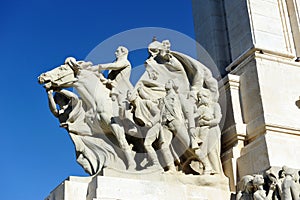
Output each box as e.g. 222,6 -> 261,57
110,122 -> 136,170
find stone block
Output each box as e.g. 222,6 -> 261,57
249,0 -> 280,19
46,173 -> 231,200
45,176 -> 92,200
256,57 -> 300,128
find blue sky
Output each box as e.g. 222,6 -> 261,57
0,1 -> 196,199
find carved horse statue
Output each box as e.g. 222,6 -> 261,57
38,57 -> 136,170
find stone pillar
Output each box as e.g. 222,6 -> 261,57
192,0 -> 300,192
219,74 -> 247,192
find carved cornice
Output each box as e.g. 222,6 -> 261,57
226,47 -> 298,72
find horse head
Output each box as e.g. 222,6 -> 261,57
38,57 -> 79,89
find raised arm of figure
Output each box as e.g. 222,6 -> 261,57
100,60 -> 130,71
57,89 -> 79,105
47,89 -> 59,118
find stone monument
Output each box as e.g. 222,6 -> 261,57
192,0 -> 300,198
39,40 -> 230,200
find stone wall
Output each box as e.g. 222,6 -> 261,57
193,0 -> 300,192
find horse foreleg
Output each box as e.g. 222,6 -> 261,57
75,85 -> 97,112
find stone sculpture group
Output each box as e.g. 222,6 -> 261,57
237,166 -> 300,200
38,39 -> 223,177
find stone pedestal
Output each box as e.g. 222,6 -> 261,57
45,168 -> 231,200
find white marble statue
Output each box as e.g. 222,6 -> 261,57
87,46 -> 133,101
46,88 -> 126,174
236,167 -> 300,200
38,39 -> 224,177
39,57 -> 136,171
281,168 -> 300,200
194,88 -> 223,175
252,174 -> 275,200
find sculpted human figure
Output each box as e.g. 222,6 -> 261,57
183,91 -> 203,149
137,40 -> 190,100
46,88 -> 127,174
281,168 -> 300,200
126,89 -> 164,170
39,39 -> 225,177
47,89 -> 92,136
263,171 -> 282,200
195,88 -> 223,174
236,175 -> 255,200
89,46 -> 133,100
252,174 -> 275,200
158,80 -> 191,170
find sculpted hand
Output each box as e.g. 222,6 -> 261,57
47,89 -> 53,96
207,120 -> 218,127
199,119 -> 209,126
146,122 -> 153,128
269,183 -> 276,191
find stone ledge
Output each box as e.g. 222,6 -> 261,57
46,173 -> 231,200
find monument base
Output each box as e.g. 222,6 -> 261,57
45,168 -> 231,200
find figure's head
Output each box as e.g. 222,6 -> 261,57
238,175 -> 254,193
253,174 -> 264,187
162,40 -> 171,51
159,40 -> 171,58
148,40 -> 163,57
197,88 -> 211,105
54,92 -> 70,108
115,46 -> 128,59
165,79 -> 178,92
187,91 -> 197,103
285,168 -> 295,177
126,89 -> 138,102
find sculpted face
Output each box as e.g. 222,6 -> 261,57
115,46 -> 128,58
127,90 -> 138,102
253,175 -> 264,186
198,89 -> 211,105
148,41 -> 162,57
165,80 -> 173,90
115,47 -> 123,58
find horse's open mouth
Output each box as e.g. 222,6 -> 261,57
40,80 -> 53,89
38,76 -> 54,89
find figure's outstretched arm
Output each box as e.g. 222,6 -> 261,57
86,64 -> 101,73
100,60 -> 129,70
57,89 -> 79,105
47,90 -> 59,117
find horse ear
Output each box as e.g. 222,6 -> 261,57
69,58 -> 79,68
66,57 -> 80,74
